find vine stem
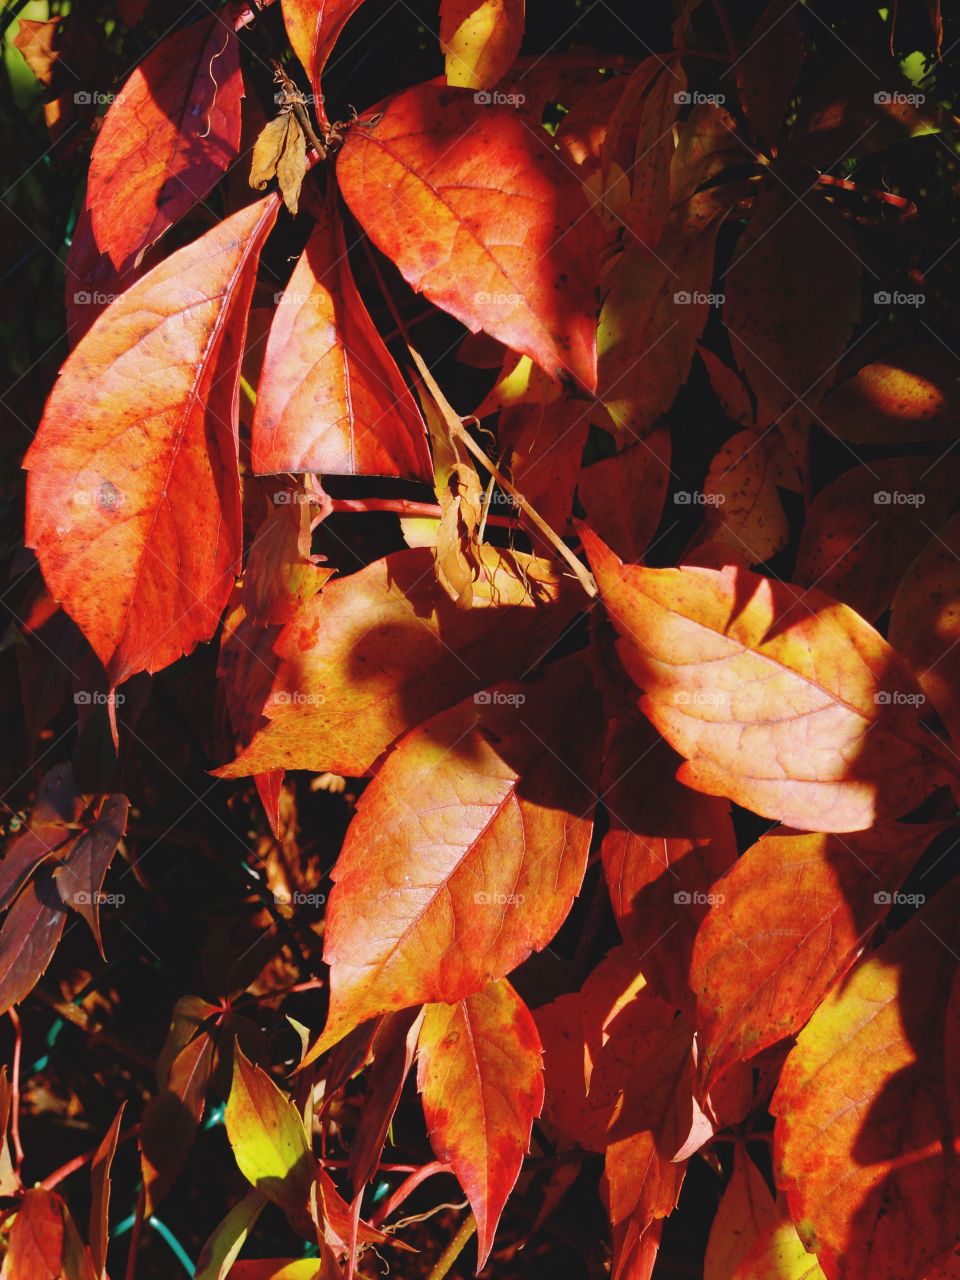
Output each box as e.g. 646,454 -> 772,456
407,347 -> 598,600
328,496 -> 514,529
370,1161 -> 449,1227
124,1184 -> 146,1280
8,1010 -> 23,1174
41,1126 -> 139,1191
428,1211 -> 477,1280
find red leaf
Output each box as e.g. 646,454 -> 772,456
820,342 -> 960,444
724,187 -> 861,426
140,1031 -> 215,1210
217,546 -> 579,778
691,822 -> 945,1089
577,428 -> 671,564
86,16 -> 243,270
772,879 -> 960,1280
795,458 -> 960,621
89,1104 -> 125,1279
54,795 -> 129,957
417,979 -> 544,1268
0,872 -> 67,1017
253,194 -> 432,479
26,197 -> 280,686
347,1008 -> 423,1192
281,0 -> 364,116
583,526 -> 955,832
306,656 -> 602,1057
735,0 -> 805,144
336,82 -> 602,390
601,717 -> 737,1013
1,1188 -> 96,1280
889,509 -> 960,743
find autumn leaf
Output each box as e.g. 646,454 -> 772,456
305,656 -> 602,1058
85,16 -> 243,270
772,878 -> 960,1280
281,0 -> 365,120
598,190 -> 730,436
577,429 -> 671,564
691,822 -> 946,1090
417,979 -> 543,1267
724,186 -> 861,426
600,717 -> 737,1014
795,457 -> 960,621
250,112 -> 308,216
194,1191 -> 267,1280
0,1188 -> 97,1280
253,193 -> 432,479
140,1030 -> 215,1210
225,1047 -> 317,1226
819,343 -> 960,443
889,510 -> 960,744
732,1201 -> 827,1279
217,545 -> 579,778
440,0 -> 525,90
704,1148 -> 779,1280
336,82 -> 603,389
700,430 -> 798,566
582,527 -> 957,832
89,1105 -> 125,1279
53,795 -> 129,957
0,871 -> 68,1018
735,0 -> 804,144
25,197 -> 279,687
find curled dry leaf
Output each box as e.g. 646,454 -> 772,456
250,112 -> 308,216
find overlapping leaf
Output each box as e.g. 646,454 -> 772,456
583,527 -> 956,832
85,16 -> 243,270
26,197 -> 279,686
417,978 -> 543,1266
336,82 -> 603,389
306,656 -> 602,1057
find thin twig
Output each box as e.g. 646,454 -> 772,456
371,1161 -> 450,1227
124,1184 -> 146,1280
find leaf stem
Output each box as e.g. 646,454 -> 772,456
8,1010 -> 23,1175
124,1184 -> 146,1280
370,1161 -> 450,1227
427,1211 -> 477,1280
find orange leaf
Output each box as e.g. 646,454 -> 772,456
417,979 -> 543,1267
26,197 -> 279,686
306,656 -> 602,1056
336,81 -> 602,390
582,526 -> 956,832
281,0 -> 364,117
253,193 -> 431,479
86,17 -> 244,270
691,822 -> 945,1089
216,545 -> 579,778
772,879 -> 960,1280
